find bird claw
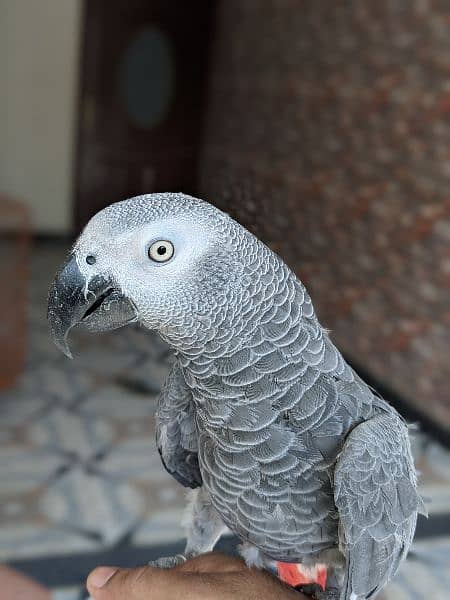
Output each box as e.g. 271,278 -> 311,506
148,554 -> 187,569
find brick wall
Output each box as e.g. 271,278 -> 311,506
200,1 -> 450,430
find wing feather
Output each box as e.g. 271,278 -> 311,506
334,412 -> 426,599
156,362 -> 202,489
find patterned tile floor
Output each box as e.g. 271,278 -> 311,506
0,241 -> 449,599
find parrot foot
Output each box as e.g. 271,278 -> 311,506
299,583 -> 340,600
148,553 -> 187,569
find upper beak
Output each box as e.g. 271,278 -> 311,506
47,254 -> 113,358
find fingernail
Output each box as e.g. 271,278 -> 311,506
88,566 -> 118,589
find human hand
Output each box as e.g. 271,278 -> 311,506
87,552 -> 307,599
0,565 -> 50,600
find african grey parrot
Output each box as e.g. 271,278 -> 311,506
48,193 -> 425,599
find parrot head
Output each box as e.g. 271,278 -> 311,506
48,193 -> 255,357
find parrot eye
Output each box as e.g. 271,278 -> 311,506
148,240 -> 174,263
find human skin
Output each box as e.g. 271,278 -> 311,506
0,565 -> 51,600
86,553 -> 307,600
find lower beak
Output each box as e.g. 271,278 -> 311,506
47,254 -> 122,358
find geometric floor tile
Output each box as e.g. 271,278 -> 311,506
52,588 -> 84,600
0,391 -> 51,428
39,466 -> 145,546
132,507 -> 186,547
384,537 -> 450,600
28,407 -> 115,463
414,434 -> 450,516
21,363 -> 95,408
79,385 -> 157,423
0,523 -> 100,562
419,482 -> 450,516
0,445 -> 65,497
95,434 -> 168,482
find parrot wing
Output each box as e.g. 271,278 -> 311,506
334,411 -> 426,599
156,362 -> 202,488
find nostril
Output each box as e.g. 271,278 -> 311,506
86,255 -> 96,265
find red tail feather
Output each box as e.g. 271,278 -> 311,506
277,562 -> 327,591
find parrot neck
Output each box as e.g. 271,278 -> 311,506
156,243 -> 302,359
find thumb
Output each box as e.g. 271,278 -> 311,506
86,564 -> 188,600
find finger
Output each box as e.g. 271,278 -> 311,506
86,567 -> 154,600
0,565 -> 51,600
87,564 -> 227,600
86,565 -> 197,600
86,566 -> 118,593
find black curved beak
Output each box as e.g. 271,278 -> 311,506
47,254 -> 114,358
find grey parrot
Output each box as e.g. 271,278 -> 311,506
48,193 -> 425,600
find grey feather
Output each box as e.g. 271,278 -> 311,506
156,363 -> 202,489
64,193 -> 424,600
334,413 -> 424,599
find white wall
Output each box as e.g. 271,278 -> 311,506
0,0 -> 82,233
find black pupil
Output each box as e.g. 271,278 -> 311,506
86,255 -> 96,265
157,245 -> 167,256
